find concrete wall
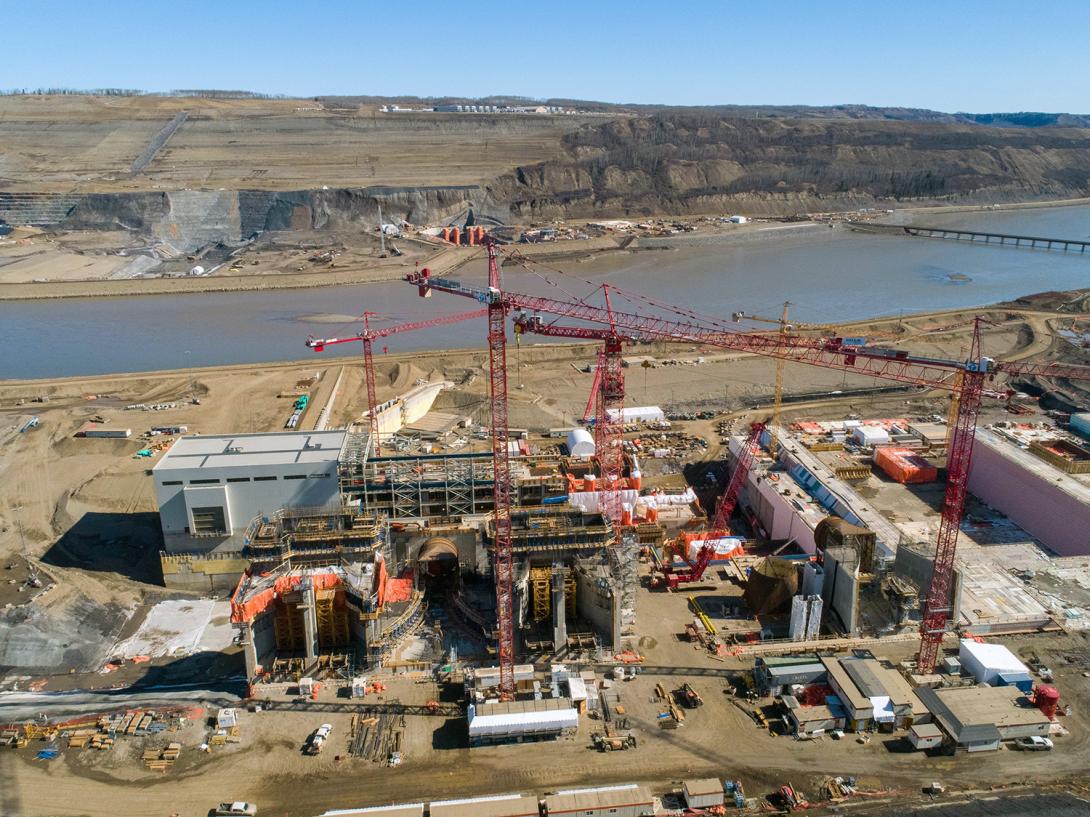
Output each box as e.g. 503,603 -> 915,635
574,567 -> 617,648
820,551 -> 859,635
252,608 -> 277,671
749,475 -> 818,553
159,552 -> 250,593
969,436 -> 1090,556
893,544 -> 963,623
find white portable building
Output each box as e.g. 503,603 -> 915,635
852,425 -> 890,447
607,406 -> 665,424
566,428 -> 596,457
467,700 -> 578,740
683,778 -> 725,809
958,639 -> 1029,685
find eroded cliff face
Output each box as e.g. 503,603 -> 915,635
5,114 -> 1090,237
484,115 -> 1090,219
0,185 -> 509,249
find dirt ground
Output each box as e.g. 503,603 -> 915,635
1,299 -> 1089,815
0,95 -> 600,193
5,617 -> 1090,817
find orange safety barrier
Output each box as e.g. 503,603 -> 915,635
375,556 -> 389,606
383,572 -> 414,604
231,570 -> 345,623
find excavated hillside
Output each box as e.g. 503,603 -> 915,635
486,115 -> 1090,218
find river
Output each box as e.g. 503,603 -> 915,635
2,204 -> 1088,379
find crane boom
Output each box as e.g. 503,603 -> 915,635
482,240 -> 516,699
710,422 -> 764,534
406,270 -> 1090,388
512,304 -> 629,522
306,307 -> 487,455
406,268 -> 1090,672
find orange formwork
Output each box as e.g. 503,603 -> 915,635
874,446 -> 938,484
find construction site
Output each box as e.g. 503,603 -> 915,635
3,223 -> 1090,816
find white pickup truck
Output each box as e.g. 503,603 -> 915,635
213,803 -> 257,816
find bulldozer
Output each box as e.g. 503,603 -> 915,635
592,732 -> 637,752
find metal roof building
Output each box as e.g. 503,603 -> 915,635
545,784 -> 654,817
319,805 -> 424,817
917,684 -> 1050,752
152,431 -> 354,554
430,794 -> 540,817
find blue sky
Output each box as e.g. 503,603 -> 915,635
5,0 -> 1088,112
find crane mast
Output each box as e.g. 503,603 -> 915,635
484,238 -> 517,699
407,270 -> 1090,674
917,320 -> 986,673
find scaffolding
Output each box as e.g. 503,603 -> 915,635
243,505 -> 385,569
610,532 -> 639,643
531,566 -> 552,622
347,450 -> 566,520
487,508 -> 615,555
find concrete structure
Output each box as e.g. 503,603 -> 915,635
682,779 -> 725,810
243,505 -> 386,571
969,429 -> 1090,556
430,794 -> 540,817
153,431 -> 349,553
917,685 -> 1051,751
369,381 -> 449,440
544,784 -> 654,817
231,561 -> 384,680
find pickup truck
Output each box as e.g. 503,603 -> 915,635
1014,736 -> 1054,751
305,723 -> 334,755
213,803 -> 257,816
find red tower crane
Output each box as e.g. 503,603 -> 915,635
709,421 -> 765,535
513,298 -> 636,522
306,308 -> 486,455
407,268 -> 1090,673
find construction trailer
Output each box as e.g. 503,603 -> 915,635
430,794 -> 541,817
683,778 -> 725,810
318,806 -> 424,817
544,784 -> 654,817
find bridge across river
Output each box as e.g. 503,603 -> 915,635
849,221 -> 1090,254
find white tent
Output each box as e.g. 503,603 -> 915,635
566,428 -> 596,457
467,704 -> 578,738
607,406 -> 665,424
959,639 -> 1029,685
